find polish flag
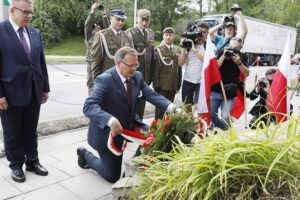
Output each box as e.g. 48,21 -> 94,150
231,74 -> 246,119
266,37 -> 290,122
198,34 -> 222,124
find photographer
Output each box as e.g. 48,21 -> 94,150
85,3 -> 109,94
178,22 -> 209,111
248,68 -> 276,129
210,37 -> 249,130
209,4 -> 248,52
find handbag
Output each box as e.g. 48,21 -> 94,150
224,83 -> 238,99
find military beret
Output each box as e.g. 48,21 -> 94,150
110,8 -> 127,19
163,27 -> 175,34
138,9 -> 151,19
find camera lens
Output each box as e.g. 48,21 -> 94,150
225,50 -> 233,59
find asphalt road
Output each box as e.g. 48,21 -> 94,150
0,63 -> 299,134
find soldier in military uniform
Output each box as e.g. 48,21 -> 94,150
85,3 -> 109,94
126,9 -> 155,119
91,8 -> 132,80
153,27 -> 183,119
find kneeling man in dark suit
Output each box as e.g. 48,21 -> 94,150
77,46 -> 173,183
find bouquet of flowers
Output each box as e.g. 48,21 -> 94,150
142,110 -> 200,156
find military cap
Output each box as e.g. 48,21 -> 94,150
110,8 -> 127,19
163,27 -> 175,34
138,9 -> 151,19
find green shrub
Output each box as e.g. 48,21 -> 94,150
31,10 -> 61,48
134,115 -> 300,199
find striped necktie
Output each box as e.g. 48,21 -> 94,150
18,27 -> 31,59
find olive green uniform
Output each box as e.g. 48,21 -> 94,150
85,12 -> 109,94
91,27 -> 132,80
153,43 -> 182,119
126,27 -> 155,119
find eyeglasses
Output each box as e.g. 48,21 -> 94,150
14,7 -> 34,16
121,61 -> 139,69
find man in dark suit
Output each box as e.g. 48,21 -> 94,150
0,0 -> 50,183
77,46 -> 173,183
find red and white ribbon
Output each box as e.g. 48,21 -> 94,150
107,129 -> 153,156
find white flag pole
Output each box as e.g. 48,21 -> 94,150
134,0 -> 138,26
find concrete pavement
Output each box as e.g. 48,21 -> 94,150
0,127 -> 140,200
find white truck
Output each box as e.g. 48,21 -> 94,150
196,14 -> 298,66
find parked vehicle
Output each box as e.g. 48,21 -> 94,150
196,14 -> 297,66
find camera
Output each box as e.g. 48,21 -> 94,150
230,5 -> 242,12
180,23 -> 202,49
224,14 -> 235,23
225,48 -> 240,59
257,78 -> 268,88
96,4 -> 104,11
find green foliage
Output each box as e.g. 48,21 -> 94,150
31,10 -> 61,48
211,0 -> 299,28
44,34 -> 85,55
135,115 -> 300,199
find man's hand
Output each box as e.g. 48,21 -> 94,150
91,3 -> 98,13
263,82 -> 271,93
42,92 -> 49,104
111,119 -> 123,137
232,53 -> 241,65
0,97 -> 8,110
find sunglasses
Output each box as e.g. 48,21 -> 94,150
14,7 -> 34,16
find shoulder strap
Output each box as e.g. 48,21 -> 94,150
215,39 -> 230,56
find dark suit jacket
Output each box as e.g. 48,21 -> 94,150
83,67 -> 171,153
0,20 -> 50,106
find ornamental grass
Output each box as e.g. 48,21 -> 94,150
133,114 -> 300,199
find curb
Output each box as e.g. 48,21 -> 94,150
36,105 -> 156,137
37,116 -> 89,136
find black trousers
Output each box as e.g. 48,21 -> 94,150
0,91 -> 41,170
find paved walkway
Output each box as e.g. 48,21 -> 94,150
0,128 -> 134,200
0,116 -> 153,200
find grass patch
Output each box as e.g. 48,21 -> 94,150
45,34 -> 86,56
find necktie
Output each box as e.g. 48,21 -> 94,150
169,46 -> 172,52
18,27 -> 31,59
125,79 -> 132,103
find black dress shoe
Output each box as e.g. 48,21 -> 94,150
77,147 -> 90,169
26,163 -> 48,176
12,168 -> 25,183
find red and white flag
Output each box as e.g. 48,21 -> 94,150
266,37 -> 290,122
198,34 -> 222,124
231,74 -> 246,119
